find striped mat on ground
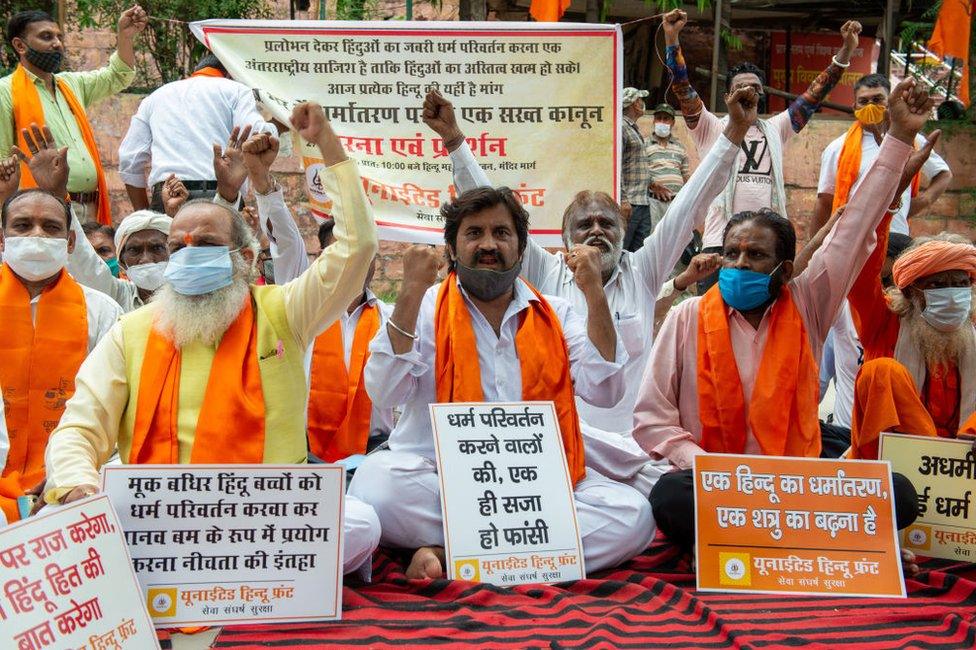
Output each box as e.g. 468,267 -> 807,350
212,538 -> 976,649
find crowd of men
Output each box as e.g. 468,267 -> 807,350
1,6 -> 975,584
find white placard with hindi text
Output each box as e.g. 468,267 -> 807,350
100,465 -> 344,627
0,495 -> 160,650
430,401 -> 584,585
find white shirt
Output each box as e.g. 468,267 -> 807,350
118,77 -> 274,189
818,131 -> 949,235
366,278 -> 628,460
450,134 -> 740,432
819,301 -> 862,429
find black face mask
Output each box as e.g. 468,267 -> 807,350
456,259 -> 522,301
25,46 -> 63,73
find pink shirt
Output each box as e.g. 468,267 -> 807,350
692,110 -> 795,248
632,136 -> 913,469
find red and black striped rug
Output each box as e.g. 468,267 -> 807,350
212,539 -> 976,648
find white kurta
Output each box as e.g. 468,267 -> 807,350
449,133 -> 741,495
349,278 -> 655,572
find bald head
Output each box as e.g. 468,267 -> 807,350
169,199 -> 256,255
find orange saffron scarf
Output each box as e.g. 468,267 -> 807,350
307,304 -> 379,462
128,298 -> 266,464
0,265 -> 88,493
832,121 -> 921,213
434,273 -> 586,486
696,285 -> 821,457
11,65 -> 112,225
190,67 -> 225,78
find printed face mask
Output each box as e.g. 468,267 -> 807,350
25,46 -> 63,73
854,103 -> 886,126
921,286 -> 972,332
3,236 -> 68,281
163,246 -> 235,296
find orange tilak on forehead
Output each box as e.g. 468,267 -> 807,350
183,233 -> 193,245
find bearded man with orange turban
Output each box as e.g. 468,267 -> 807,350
848,222 -> 976,459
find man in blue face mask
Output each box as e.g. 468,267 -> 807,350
631,78 -> 936,571
42,102 -> 384,577
847,233 -> 976,461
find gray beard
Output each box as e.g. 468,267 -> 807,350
151,254 -> 253,349
903,311 -> 976,368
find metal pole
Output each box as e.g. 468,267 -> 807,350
407,0 -> 413,19
709,0 -> 722,112
878,0 -> 895,76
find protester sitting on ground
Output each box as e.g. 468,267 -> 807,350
812,74 -> 952,239
235,129 -> 395,461
42,102 -> 382,575
348,187 -> 654,580
817,231 -> 914,457
662,9 -> 862,291
1,7 -> 146,224
119,52 -> 278,213
81,221 -> 117,271
847,221 -> 976,460
631,78 -> 934,555
425,87 -> 750,498
0,174 -> 123,522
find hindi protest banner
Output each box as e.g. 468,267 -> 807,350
100,465 -> 344,627
430,401 -> 584,585
768,31 -> 878,114
694,454 -> 905,598
189,20 -> 621,245
0,495 -> 160,650
880,432 -> 976,562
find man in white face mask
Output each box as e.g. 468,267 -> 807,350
41,102 -> 383,577
645,103 -> 689,238
0,189 -> 122,522
848,232 -> 976,460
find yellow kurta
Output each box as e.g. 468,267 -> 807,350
43,158 -> 377,500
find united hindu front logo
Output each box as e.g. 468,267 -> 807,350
147,587 -> 178,617
454,558 -> 481,582
719,552 -> 752,586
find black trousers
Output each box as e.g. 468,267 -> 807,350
820,420 -> 852,459
622,204 -> 652,252
649,469 -> 920,550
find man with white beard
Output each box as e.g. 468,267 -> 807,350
422,90 -> 739,496
847,224 -> 976,459
41,102 -> 383,575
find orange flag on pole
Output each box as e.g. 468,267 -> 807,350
530,0 -> 571,22
927,0 -> 974,106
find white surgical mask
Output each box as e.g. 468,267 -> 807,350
654,123 -> 672,138
2,236 -> 68,281
921,287 -> 973,332
125,261 -> 169,291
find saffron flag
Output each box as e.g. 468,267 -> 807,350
530,0 -> 571,22
927,0 -> 974,106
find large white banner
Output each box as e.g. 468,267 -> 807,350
190,20 -> 622,245
101,465 -> 345,627
430,401 -> 585,585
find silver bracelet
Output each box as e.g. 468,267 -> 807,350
831,55 -> 851,69
388,319 -> 418,340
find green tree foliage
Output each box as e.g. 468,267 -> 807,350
73,0 -> 272,89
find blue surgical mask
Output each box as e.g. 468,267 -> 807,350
718,263 -> 782,311
163,245 -> 235,296
921,287 -> 972,332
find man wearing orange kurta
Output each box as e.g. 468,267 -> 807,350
848,229 -> 976,460
632,79 -> 933,550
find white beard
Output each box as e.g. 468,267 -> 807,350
151,253 -> 253,349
